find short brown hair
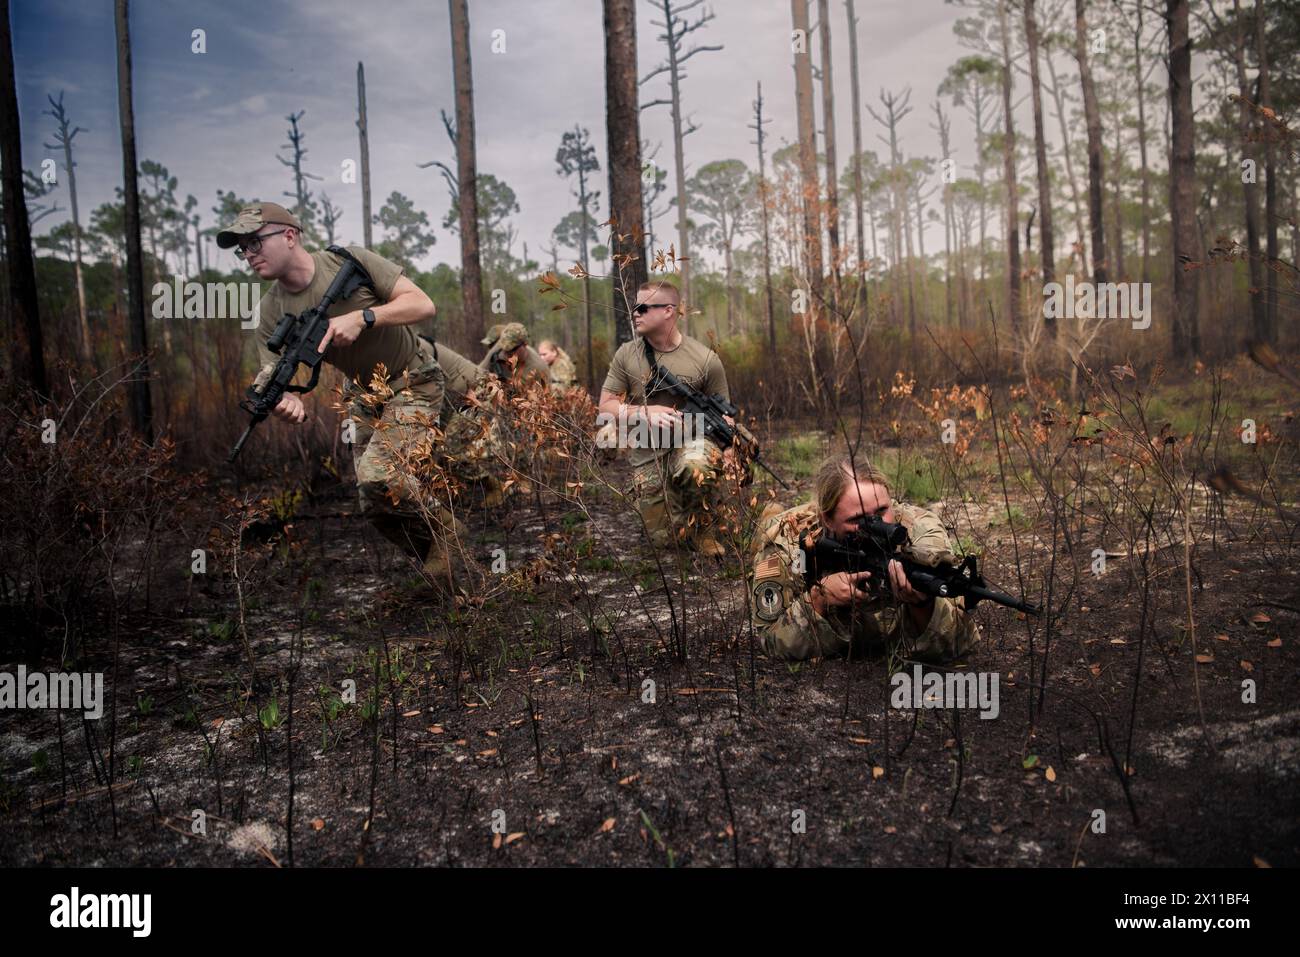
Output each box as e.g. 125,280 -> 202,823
814,454 -> 891,520
638,280 -> 680,306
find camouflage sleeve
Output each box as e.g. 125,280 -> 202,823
898,506 -> 979,660
750,537 -> 849,661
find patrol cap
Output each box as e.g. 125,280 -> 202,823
496,322 -> 530,351
480,323 -> 505,347
216,201 -> 303,249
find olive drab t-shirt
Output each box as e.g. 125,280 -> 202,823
252,246 -> 415,387
434,343 -> 485,402
602,333 -> 729,466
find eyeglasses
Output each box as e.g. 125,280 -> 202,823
633,302 -> 672,316
234,228 -> 289,260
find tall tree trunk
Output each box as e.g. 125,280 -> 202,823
933,99 -> 954,328
665,7 -> 692,311
46,94 -> 91,365
1228,2 -> 1262,339
817,0 -> 841,313
846,0 -> 867,315
449,0 -> 484,347
1166,0 -> 1198,359
791,0 -> 823,319
997,0 -> 1022,330
603,0 -> 647,354
751,83 -> 777,352
357,61 -> 373,250
1111,103 -> 1124,277
114,0 -> 152,438
1044,46 -> 1090,276
1075,0 -> 1107,282
0,0 -> 45,395
1134,3 -> 1152,286
1024,0 -> 1056,340
1256,0 -> 1277,341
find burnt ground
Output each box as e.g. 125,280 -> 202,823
1,450 -> 1298,868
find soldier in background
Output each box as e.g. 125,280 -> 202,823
478,322 -> 551,389
749,454 -> 978,662
538,339 -> 578,394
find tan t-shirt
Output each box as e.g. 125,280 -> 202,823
253,246 -> 414,386
434,342 -> 485,402
602,333 -> 729,465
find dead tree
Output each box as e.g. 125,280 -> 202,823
997,0 -> 1022,330
44,91 -> 92,365
749,82 -> 777,351
1166,0 -> 1199,358
0,0 -> 45,394
817,0 -> 841,311
277,110 -> 322,240
846,0 -> 867,314
114,0 -> 151,437
792,0 -> 825,321
1023,0 -> 1056,340
641,0 -> 722,314
449,0 -> 484,346
603,0 -> 648,352
357,62 -> 373,249
1074,0 -> 1107,283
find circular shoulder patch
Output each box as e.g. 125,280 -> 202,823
753,580 -> 786,622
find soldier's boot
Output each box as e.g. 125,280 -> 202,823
421,536 -> 456,594
690,527 -> 726,559
638,499 -> 675,549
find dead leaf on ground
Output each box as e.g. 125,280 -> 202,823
599,818 -> 616,833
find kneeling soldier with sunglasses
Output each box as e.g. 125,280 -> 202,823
597,280 -> 734,556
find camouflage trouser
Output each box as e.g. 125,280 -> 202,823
440,383 -> 506,488
631,436 -> 723,543
346,340 -> 446,558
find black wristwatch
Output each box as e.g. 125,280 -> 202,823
362,308 -> 376,330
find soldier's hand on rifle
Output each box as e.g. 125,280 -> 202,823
272,393 -> 307,424
318,310 -> 367,353
809,570 -> 874,616
643,405 -> 682,430
886,559 -> 930,606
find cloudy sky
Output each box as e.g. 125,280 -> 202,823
13,0 -> 1093,274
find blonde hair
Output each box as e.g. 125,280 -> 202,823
814,454 -> 891,520
638,280 -> 680,306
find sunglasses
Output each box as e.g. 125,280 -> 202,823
234,228 -> 290,260
633,302 -> 672,316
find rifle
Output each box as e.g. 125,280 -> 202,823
642,339 -> 790,489
800,515 -> 1040,615
228,246 -> 373,462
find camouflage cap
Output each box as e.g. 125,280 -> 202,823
496,322 -> 530,351
215,201 -> 303,249
480,323 -> 505,347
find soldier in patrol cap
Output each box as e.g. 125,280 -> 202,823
478,321 -> 550,388
219,201 -> 459,590
749,454 -> 979,661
